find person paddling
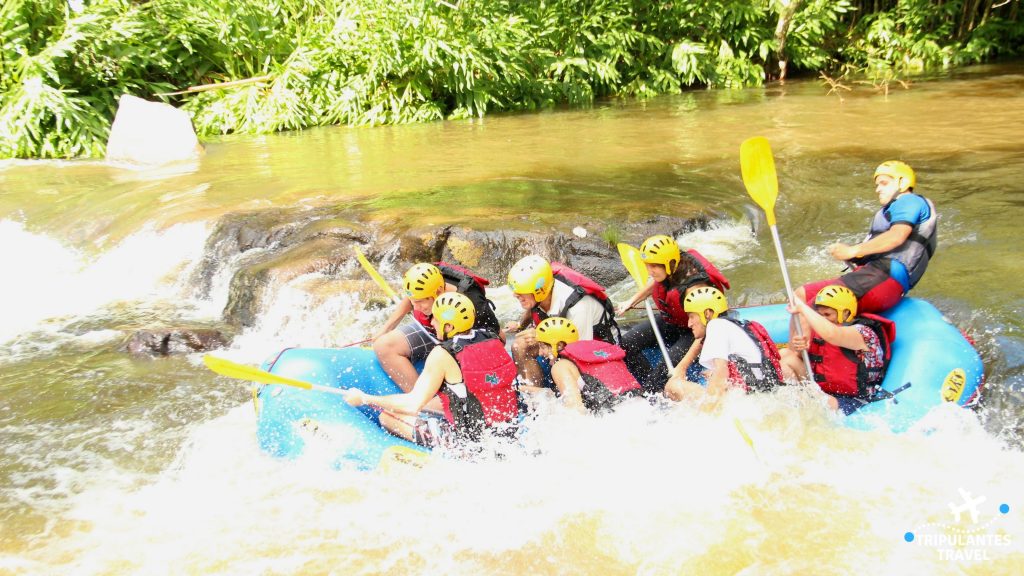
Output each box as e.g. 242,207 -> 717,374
781,285 -> 895,415
373,262 -> 501,391
795,161 -> 937,314
535,317 -> 642,414
505,255 -> 619,389
664,287 -> 784,406
615,234 -> 730,394
345,292 -> 518,449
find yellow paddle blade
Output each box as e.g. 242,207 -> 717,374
740,136 -> 779,227
733,417 -> 755,450
616,243 -> 649,289
379,445 -> 430,471
203,355 -> 313,390
354,247 -> 399,303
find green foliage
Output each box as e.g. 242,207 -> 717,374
786,0 -> 854,72
600,223 -> 623,248
1,0 -> 1020,159
840,0 -> 1024,79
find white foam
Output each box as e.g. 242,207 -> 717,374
0,219 -> 211,347
674,217 -> 757,269
14,389 -> 1021,574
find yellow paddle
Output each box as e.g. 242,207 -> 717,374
732,417 -> 760,461
353,246 -> 438,342
203,354 -> 347,396
740,136 -> 813,378
617,242 -> 673,370
354,247 -> 400,304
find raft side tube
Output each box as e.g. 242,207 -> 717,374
257,347 -> 425,469
735,298 -> 983,432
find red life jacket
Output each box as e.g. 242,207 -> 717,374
651,282 -> 688,326
806,314 -> 895,397
651,250 -> 730,326
438,331 -> 519,440
413,262 -> 493,329
560,340 -> 641,412
719,317 -> 784,393
683,249 -> 730,292
531,263 -> 619,343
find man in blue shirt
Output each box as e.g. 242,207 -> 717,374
796,161 -> 938,313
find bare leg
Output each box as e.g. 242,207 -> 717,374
379,411 -> 417,441
779,348 -> 807,383
373,329 -> 420,392
511,337 -> 543,386
664,377 -> 706,402
824,395 -> 840,411
550,363 -> 586,413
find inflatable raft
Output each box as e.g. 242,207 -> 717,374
252,297 -> 984,469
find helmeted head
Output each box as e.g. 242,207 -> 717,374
536,316 -> 579,358
431,292 -> 475,340
814,284 -> 858,324
403,263 -> 444,299
640,234 -> 681,275
683,286 -> 728,326
508,255 -> 554,303
874,161 -> 916,192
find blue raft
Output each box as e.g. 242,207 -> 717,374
253,297 -> 984,469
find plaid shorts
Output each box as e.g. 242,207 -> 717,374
400,322 -> 438,363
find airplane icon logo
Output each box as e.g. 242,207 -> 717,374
949,488 -> 986,524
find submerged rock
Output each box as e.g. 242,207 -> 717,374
434,214 -> 718,287
126,328 -> 228,357
208,204 -> 721,328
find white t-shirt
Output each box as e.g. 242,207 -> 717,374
546,279 -> 608,341
698,317 -> 762,370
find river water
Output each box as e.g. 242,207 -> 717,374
1,64 -> 1023,574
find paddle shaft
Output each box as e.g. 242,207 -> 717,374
768,225 -> 815,377
645,300 -> 674,371
616,243 -> 674,371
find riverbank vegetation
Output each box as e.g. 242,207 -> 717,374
2,0 -> 1022,158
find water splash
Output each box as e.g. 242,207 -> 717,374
0,220 -> 211,349
7,389 -> 1021,575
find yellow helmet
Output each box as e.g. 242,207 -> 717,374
874,160 -> 916,192
640,234 -> 681,274
814,284 -> 858,323
536,317 -> 579,357
403,263 -> 444,299
508,255 -> 554,302
431,292 -> 475,339
683,286 -> 728,325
